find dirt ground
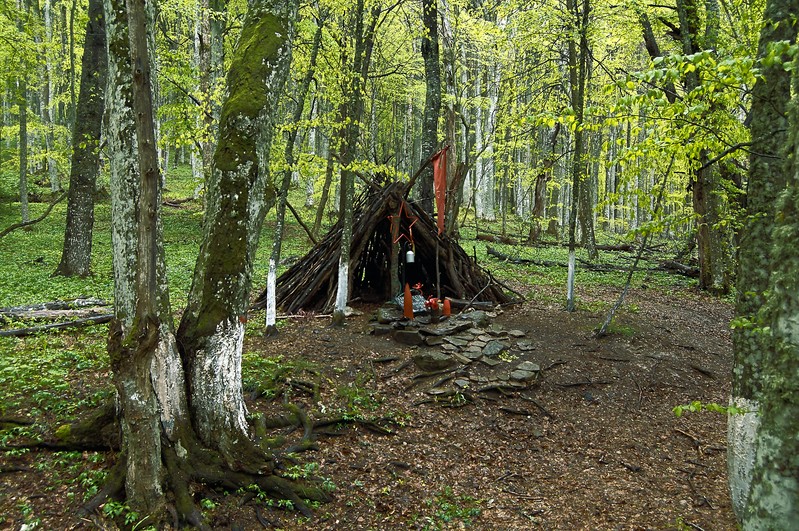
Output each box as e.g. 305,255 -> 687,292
0,285 -> 736,530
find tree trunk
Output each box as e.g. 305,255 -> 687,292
529,123 -> 560,242
42,0 -> 60,193
578,129 -> 598,260
332,0 -> 379,324
16,0 -> 29,224
18,76 -> 29,224
313,149 -> 335,237
55,0 -> 107,277
675,0 -> 730,293
729,0 -> 797,521
266,17 -> 323,333
177,0 -> 297,460
743,45 -> 799,524
566,0 -> 589,311
417,0 -> 441,214
104,0 -> 190,516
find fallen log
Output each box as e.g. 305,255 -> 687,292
486,246 -> 699,278
477,233 -> 518,245
0,297 -> 109,317
659,260 -> 700,278
0,314 -> 113,337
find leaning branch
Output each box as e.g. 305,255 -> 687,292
286,200 -> 318,245
596,155 -> 675,338
0,192 -> 67,240
696,142 -> 754,172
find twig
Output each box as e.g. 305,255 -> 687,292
499,406 -> 533,416
555,380 -> 611,387
519,395 -> 554,418
501,487 -> 543,501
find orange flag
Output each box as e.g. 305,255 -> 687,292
432,147 -> 448,234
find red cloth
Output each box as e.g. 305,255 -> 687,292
432,147 -> 448,234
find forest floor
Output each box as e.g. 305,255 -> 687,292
0,283 -> 736,530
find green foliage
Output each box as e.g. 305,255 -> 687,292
337,371 -> 382,417
0,333 -> 111,417
412,486 -> 483,530
102,500 -> 149,528
673,400 -> 748,417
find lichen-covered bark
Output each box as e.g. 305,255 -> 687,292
729,0 -> 797,520
742,43 -> 799,528
177,0 -> 297,460
104,0 -> 190,515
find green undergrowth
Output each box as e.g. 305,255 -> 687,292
412,486 -> 483,530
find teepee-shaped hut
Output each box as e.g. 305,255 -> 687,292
252,178 -> 509,314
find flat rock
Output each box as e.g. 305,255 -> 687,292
482,340 -> 509,358
419,322 -> 472,337
510,369 -> 537,382
508,329 -> 526,338
376,308 -> 402,324
454,379 -> 471,388
425,336 -> 445,346
488,325 -> 507,336
444,337 -> 469,347
441,343 -> 459,352
480,356 -> 502,367
371,324 -> 394,336
393,329 -> 424,346
461,349 -> 483,361
516,361 -> 541,373
516,340 -> 535,351
453,353 -> 473,365
469,340 -> 487,349
413,352 -> 457,371
458,311 -> 491,327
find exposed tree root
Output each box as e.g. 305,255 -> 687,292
2,394 -> 360,527
37,399 -> 338,527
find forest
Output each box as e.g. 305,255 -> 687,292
0,0 -> 798,528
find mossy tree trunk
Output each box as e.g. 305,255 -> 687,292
99,0 -> 328,526
55,0 -> 107,277
742,45 -> 799,525
176,0 -> 296,462
730,0 -> 798,523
